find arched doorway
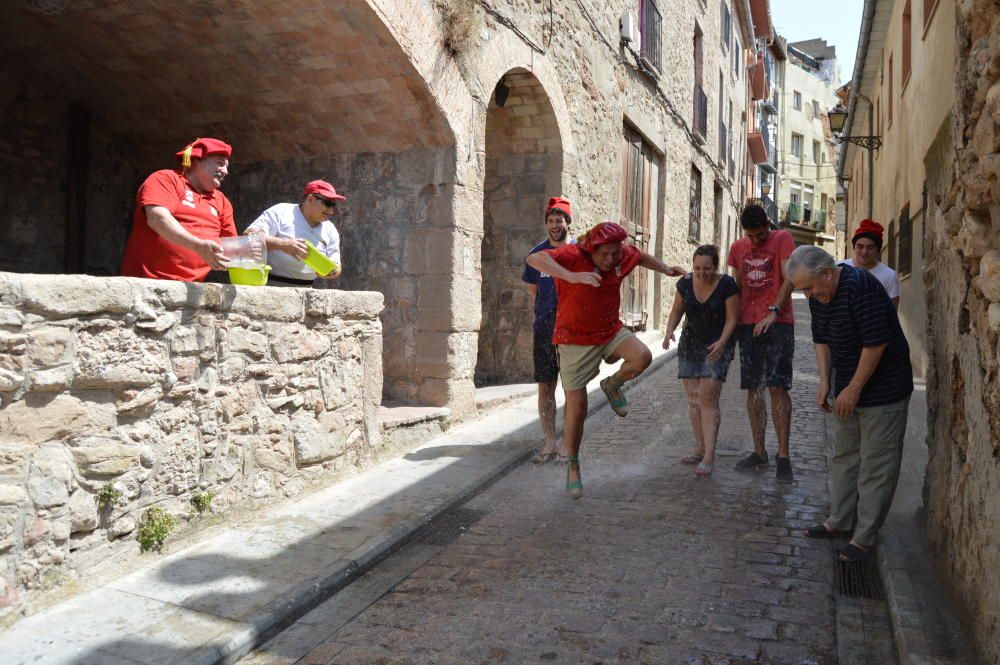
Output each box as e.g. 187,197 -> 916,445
475,69 -> 564,387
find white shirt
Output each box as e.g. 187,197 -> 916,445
837,258 -> 900,300
247,203 -> 340,280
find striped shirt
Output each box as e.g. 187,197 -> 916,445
810,265 -> 913,406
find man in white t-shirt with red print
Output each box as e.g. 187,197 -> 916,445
727,205 -> 796,482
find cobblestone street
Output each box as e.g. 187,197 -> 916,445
247,298 -> 841,665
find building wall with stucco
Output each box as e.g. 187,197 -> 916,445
842,0 -> 956,380
775,46 -> 840,250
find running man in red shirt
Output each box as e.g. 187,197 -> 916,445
526,222 -> 684,498
121,137 -> 236,282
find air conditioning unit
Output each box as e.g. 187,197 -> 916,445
620,10 -> 640,50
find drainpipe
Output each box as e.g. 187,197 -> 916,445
837,0 -> 876,221
859,92 -> 875,219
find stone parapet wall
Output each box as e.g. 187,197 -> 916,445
0,273 -> 383,608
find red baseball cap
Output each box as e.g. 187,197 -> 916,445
176,138 -> 232,168
546,196 -> 572,220
304,180 -> 346,202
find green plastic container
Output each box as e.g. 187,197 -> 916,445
303,240 -> 338,277
228,264 -> 271,286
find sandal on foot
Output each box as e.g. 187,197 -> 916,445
805,523 -> 849,538
600,377 -> 628,417
680,454 -> 704,465
532,451 -> 558,465
694,462 -> 713,477
838,543 -> 872,563
566,456 -> 583,499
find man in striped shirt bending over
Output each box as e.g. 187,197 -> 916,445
787,245 -> 913,564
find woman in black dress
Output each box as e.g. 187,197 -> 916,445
663,245 -> 740,476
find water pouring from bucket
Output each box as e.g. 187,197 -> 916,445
221,236 -> 271,286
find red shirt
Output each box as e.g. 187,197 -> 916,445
120,170 -> 236,282
726,229 -> 795,325
546,243 -> 642,345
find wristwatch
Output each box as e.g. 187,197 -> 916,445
767,306 -> 779,313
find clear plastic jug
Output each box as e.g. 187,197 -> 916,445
220,235 -> 267,268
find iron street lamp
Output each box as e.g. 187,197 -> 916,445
760,181 -> 772,197
829,102 -> 880,220
828,104 -> 882,152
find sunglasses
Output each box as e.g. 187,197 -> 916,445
313,195 -> 338,209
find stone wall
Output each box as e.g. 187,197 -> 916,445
0,273 -> 383,609
923,2 -> 1000,661
224,146 -> 459,405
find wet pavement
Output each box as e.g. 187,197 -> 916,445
244,297 -> 848,665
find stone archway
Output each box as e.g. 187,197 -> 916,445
475,69 -> 564,387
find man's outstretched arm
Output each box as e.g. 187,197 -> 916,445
638,252 -> 685,276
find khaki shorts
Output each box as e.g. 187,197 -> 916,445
557,327 -> 636,391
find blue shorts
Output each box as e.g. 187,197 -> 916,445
677,345 -> 735,382
737,323 -> 794,390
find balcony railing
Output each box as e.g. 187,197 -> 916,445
783,204 -> 828,230
693,83 -> 708,142
784,203 -> 802,224
639,0 -> 662,71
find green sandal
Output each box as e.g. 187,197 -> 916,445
600,377 -> 628,417
566,456 -> 583,499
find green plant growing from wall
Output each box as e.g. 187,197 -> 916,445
189,491 -> 214,516
136,507 -> 177,553
94,483 -> 124,512
435,0 -> 477,55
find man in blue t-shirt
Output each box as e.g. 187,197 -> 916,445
522,196 -> 573,463
787,245 -> 913,564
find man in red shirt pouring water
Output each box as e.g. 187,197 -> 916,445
526,222 -> 684,499
121,137 -> 236,281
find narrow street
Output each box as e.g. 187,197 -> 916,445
245,298 -> 848,665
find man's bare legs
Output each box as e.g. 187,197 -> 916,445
770,386 -> 792,458
746,385 -> 792,458
606,336 -> 653,383
563,388 -> 587,489
537,380 -> 563,456
747,387 -> 768,456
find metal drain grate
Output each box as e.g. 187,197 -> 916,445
413,508 -> 488,546
835,557 -> 885,599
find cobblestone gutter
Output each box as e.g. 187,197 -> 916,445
0,273 -> 383,613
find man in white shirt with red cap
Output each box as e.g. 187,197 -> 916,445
246,180 -> 344,287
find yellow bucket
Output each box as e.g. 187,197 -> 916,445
303,240 -> 338,277
228,264 -> 271,286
